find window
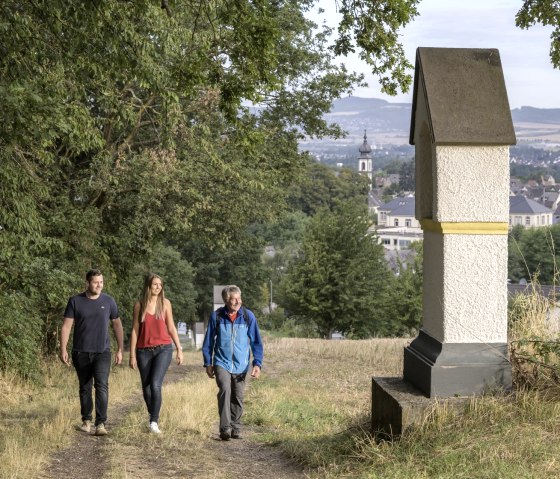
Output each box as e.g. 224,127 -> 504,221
394,219 -> 399,227
399,240 -> 411,248
525,216 -> 531,226
379,212 -> 386,222
382,239 -> 391,245
405,219 -> 411,227
542,215 -> 546,225
514,216 -> 522,225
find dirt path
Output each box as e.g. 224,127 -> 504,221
38,362 -> 307,479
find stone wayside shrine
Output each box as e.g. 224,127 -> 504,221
372,47 -> 516,436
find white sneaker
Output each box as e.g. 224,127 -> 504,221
149,422 -> 161,434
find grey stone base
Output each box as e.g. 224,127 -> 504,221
403,330 -> 511,398
371,377 -> 470,437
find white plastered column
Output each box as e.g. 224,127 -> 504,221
422,145 -> 510,344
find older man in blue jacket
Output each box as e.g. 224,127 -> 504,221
202,285 -> 263,441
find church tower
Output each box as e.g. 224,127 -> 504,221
358,130 -> 373,187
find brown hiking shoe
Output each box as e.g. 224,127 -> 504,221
79,420 -> 91,433
95,423 -> 108,436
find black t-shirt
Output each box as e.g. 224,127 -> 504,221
64,292 -> 119,353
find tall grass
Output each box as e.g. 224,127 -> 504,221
106,350 -> 217,479
2,312 -> 559,479
0,358 -> 139,479
509,282 -> 560,390
245,336 -> 560,479
0,363 -> 75,479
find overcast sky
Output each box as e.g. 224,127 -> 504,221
318,0 -> 560,109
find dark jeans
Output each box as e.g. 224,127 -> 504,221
136,344 -> 173,423
214,365 -> 246,434
72,350 -> 112,426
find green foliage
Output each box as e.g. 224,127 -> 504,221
178,232 -> 269,320
260,310 -> 321,338
507,225 -> 560,283
516,1 -> 560,68
1,0 -> 378,376
333,0 -> 421,95
250,211 -> 310,248
279,199 -> 392,337
144,244 -> 198,324
287,162 -> 370,215
385,241 -> 423,335
511,338 -> 560,389
0,292 -> 42,380
398,160 -> 415,191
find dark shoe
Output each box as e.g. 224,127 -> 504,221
231,430 -> 242,439
219,431 -> 231,441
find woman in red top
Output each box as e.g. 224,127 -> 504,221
129,273 -> 184,433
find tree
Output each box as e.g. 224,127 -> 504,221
1,0 -> 368,372
287,162 -> 370,215
507,225 -> 560,284
385,241 -> 423,335
333,0 -> 421,94
516,1 -> 560,69
399,160 -> 415,191
279,199 -> 392,337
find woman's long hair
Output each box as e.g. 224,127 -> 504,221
139,273 -> 165,322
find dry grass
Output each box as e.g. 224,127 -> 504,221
3,330 -> 559,479
107,350 -> 217,479
0,363 -> 76,479
0,358 -> 140,479
245,336 -> 560,479
509,283 -> 560,390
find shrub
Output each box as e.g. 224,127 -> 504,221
0,291 -> 42,380
509,283 -> 560,390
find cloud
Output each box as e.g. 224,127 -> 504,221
318,0 -> 559,108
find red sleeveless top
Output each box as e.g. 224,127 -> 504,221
136,312 -> 172,348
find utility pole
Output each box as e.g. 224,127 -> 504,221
269,279 -> 273,313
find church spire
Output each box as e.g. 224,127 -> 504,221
359,130 -> 372,156
358,130 -> 373,188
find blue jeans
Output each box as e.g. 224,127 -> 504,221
136,344 -> 173,423
72,350 -> 112,426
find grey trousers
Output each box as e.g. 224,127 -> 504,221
214,365 -> 246,433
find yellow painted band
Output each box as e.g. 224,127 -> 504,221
420,219 -> 509,235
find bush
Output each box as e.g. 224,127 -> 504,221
0,291 -> 42,380
509,283 -> 560,390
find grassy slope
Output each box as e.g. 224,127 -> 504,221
1,337 -> 559,478
244,338 -> 560,479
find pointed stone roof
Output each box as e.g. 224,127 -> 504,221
409,47 -> 516,146
359,130 -> 372,156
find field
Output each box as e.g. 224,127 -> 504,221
1,333 -> 559,479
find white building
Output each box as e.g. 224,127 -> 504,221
509,195 -> 553,228
375,196 -> 423,251
377,196 -> 420,228
374,226 -> 424,251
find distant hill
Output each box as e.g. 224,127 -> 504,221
313,96 -> 560,146
325,97 -> 411,134
298,96 -> 560,167
511,106 -> 560,124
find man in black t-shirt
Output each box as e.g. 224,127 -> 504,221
60,269 -> 124,436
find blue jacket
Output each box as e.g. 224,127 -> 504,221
202,306 -> 263,374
